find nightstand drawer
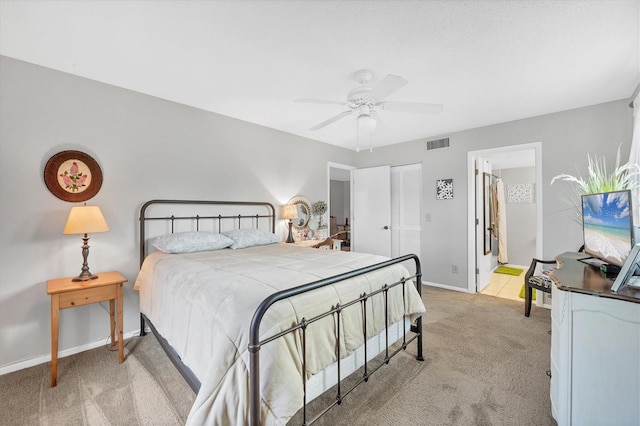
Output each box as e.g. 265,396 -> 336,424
58,284 -> 119,309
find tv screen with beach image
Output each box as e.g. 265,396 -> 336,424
582,190 -> 634,267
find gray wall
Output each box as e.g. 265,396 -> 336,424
0,55 -> 634,370
0,56 -> 355,369
355,100 -> 633,289
496,167 -> 536,267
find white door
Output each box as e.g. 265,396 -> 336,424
476,158 -> 494,291
352,165 -> 391,256
391,164 -> 422,276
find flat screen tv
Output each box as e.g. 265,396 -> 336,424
582,189 -> 634,267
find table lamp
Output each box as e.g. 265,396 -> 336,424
63,205 -> 110,281
281,204 -> 298,243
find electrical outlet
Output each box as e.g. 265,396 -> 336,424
425,213 -> 431,222
452,264 -> 458,274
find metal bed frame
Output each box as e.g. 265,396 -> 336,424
138,199 -> 424,425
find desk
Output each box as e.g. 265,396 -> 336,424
551,252 -> 640,303
47,271 -> 127,387
549,253 -> 640,425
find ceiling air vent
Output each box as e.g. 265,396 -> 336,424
426,137 -> 450,150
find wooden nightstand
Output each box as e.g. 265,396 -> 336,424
46,271 -> 127,387
290,239 -> 343,250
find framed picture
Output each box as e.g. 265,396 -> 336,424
507,183 -> 535,203
611,243 -> 640,292
436,179 -> 453,200
44,150 -> 103,202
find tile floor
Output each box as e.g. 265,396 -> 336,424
480,266 -> 526,302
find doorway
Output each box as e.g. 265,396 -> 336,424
328,162 -> 356,250
328,162 -> 422,265
467,142 -> 543,298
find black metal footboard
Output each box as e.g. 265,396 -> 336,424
249,254 -> 424,426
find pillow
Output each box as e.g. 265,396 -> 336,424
222,228 -> 280,249
151,231 -> 234,253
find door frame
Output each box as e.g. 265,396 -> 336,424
466,142 -> 543,294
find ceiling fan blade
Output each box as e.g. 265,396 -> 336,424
368,75 -> 408,100
295,98 -> 348,106
383,101 -> 443,114
309,110 -> 352,130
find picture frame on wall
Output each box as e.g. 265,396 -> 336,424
436,179 -> 453,200
44,150 -> 103,202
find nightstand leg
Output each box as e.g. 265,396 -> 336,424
50,294 -> 59,387
109,299 -> 116,347
117,283 -> 124,363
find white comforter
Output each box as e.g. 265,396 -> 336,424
135,243 -> 425,425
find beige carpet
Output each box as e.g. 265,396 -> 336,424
0,286 -> 555,425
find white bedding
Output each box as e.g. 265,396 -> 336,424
135,243 -> 425,425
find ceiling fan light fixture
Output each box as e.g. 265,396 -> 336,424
358,113 -> 377,130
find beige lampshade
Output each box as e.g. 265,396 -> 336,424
281,204 -> 299,220
63,205 -> 110,235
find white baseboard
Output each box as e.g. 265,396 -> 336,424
0,330 -> 140,376
423,282 -> 471,293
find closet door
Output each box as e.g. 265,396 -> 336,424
391,164 -> 422,276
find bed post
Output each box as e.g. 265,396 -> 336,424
248,342 -> 261,426
140,313 -> 147,337
414,256 -> 424,362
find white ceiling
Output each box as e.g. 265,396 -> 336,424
1,1 -> 638,151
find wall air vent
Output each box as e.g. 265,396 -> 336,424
426,137 -> 450,150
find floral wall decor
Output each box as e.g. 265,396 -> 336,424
507,183 -> 535,203
44,150 -> 103,202
436,179 -> 453,200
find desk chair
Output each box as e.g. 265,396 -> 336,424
524,258 -> 556,317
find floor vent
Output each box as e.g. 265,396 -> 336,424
426,137 -> 450,150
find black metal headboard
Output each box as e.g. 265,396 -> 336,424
139,199 -> 276,267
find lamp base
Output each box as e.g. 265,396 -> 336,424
72,273 -> 99,282
73,234 -> 99,282
286,221 -> 295,243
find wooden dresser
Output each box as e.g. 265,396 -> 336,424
549,252 -> 640,425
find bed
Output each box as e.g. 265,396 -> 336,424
134,199 -> 426,425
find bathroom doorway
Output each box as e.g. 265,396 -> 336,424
467,142 -> 543,304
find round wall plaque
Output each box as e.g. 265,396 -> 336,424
44,150 -> 103,202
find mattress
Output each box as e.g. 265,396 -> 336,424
135,243 -> 425,425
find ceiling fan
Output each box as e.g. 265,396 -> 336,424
295,69 -> 443,134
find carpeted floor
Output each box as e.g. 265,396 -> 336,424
0,286 -> 555,425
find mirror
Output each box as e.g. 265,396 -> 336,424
483,172 -> 492,255
289,196 -> 312,229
